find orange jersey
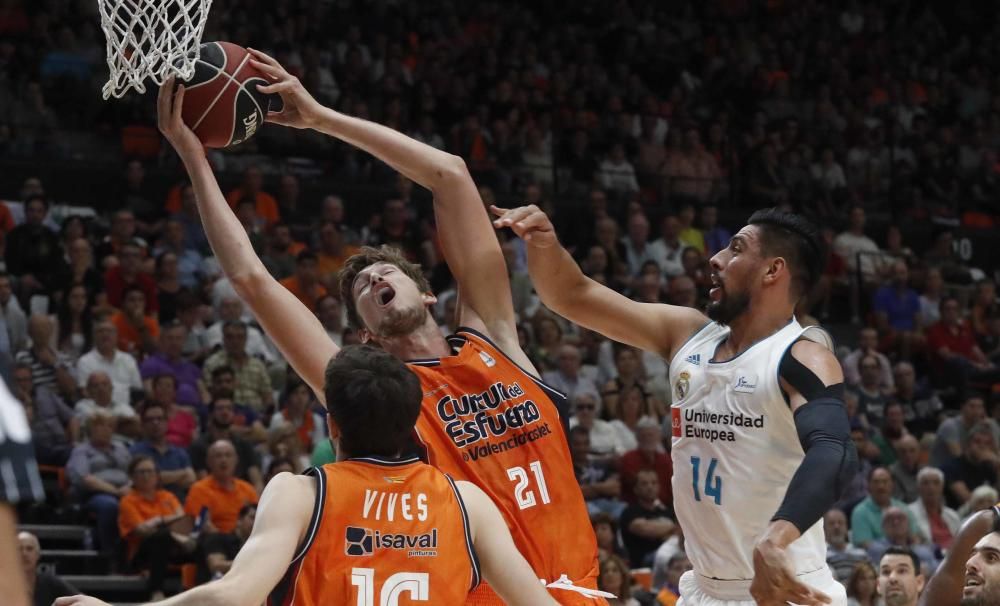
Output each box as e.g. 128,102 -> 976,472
268,456 -> 479,606
407,327 -> 603,604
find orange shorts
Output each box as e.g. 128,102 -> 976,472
465,581 -> 609,605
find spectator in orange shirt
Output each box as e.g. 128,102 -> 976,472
315,221 -> 359,285
117,454 -> 187,601
225,165 -> 280,226
279,251 -> 327,312
183,439 -> 258,534
110,286 -> 159,356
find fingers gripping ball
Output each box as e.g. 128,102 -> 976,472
178,41 -> 274,148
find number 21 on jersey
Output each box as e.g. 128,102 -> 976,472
507,461 -> 551,510
691,456 -> 723,505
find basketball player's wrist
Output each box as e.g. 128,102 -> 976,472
756,519 -> 800,551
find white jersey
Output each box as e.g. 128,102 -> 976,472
668,317 -> 832,582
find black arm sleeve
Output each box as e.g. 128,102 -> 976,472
771,395 -> 859,534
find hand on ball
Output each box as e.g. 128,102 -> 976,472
157,77 -> 205,161
247,48 -> 322,130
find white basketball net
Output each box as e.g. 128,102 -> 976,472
98,0 -> 213,99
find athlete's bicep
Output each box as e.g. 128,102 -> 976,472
237,274 -> 339,403
779,339 -> 845,411
433,163 -> 519,337
564,278 -> 707,359
213,473 -> 315,605
457,481 -> 558,606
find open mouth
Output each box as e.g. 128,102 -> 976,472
709,276 -> 723,301
375,283 -> 396,307
965,575 -> 984,590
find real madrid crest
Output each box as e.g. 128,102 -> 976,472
675,371 -> 690,400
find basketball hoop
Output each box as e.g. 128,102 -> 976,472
98,0 -> 213,99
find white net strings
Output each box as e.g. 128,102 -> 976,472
99,0 -> 212,99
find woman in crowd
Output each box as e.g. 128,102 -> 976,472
609,385 -> 659,447
591,512 -> 628,561
56,283 -> 93,361
118,455 -> 190,601
263,456 -> 296,486
846,560 -> 881,606
530,314 -> 564,371
599,554 -> 639,606
269,380 -> 325,454
262,424 -> 309,474
601,345 -> 650,421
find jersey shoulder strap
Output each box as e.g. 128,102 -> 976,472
290,466 -> 327,562
443,474 -> 482,592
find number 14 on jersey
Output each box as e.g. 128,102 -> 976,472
691,456 -> 723,505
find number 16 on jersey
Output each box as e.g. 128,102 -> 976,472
691,456 -> 723,505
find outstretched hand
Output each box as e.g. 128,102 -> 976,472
490,204 -> 558,248
157,76 -> 204,161
247,48 -> 322,129
750,540 -> 832,606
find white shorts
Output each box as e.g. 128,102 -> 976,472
676,567 -> 847,606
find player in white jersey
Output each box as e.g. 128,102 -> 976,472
492,204 -> 858,605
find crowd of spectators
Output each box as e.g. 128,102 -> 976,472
3,0 -> 1000,604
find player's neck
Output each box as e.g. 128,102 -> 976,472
376,318 -> 452,361
722,303 -> 793,357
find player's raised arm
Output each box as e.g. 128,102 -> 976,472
919,508 -> 996,606
492,205 -> 707,359
249,50 -> 521,358
156,79 -> 337,401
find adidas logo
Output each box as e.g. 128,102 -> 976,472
685,354 -> 701,366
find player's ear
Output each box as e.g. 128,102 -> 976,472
422,292 -> 438,307
763,257 -> 785,285
357,327 -> 372,343
326,415 -> 341,441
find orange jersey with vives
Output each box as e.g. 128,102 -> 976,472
268,457 -> 479,606
407,328 -> 602,603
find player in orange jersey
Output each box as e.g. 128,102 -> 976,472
55,345 -> 558,606
152,49 -> 608,605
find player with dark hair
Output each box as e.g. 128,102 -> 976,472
56,345 -> 558,606
878,546 -> 924,606
154,67 -> 606,605
492,203 -> 859,605
917,506 -> 1000,606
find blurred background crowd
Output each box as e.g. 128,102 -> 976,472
3,0 -> 1000,604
